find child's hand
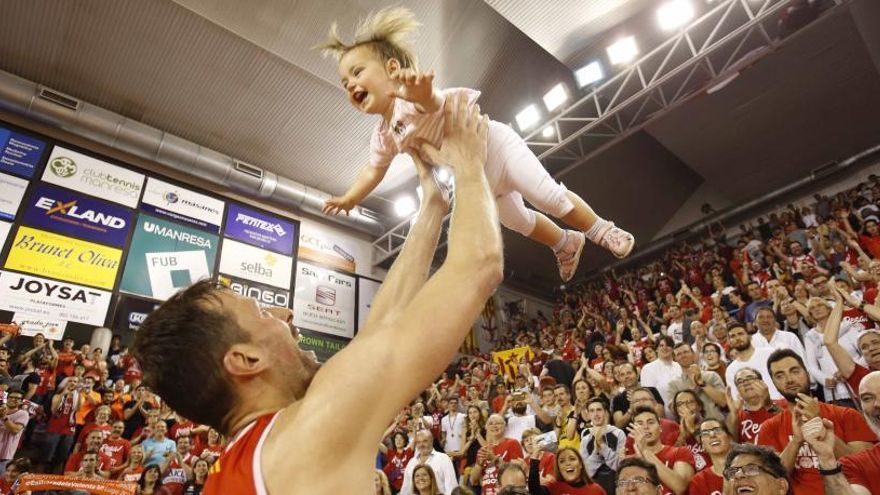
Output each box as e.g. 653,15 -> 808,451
323,196 -> 356,216
387,69 -> 436,109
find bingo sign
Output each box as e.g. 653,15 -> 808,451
219,274 -> 291,308
21,184 -> 134,248
41,146 -> 145,208
293,261 -> 355,339
120,215 -> 218,300
0,127 -> 46,178
4,226 -> 122,289
140,178 -> 225,233
0,271 -> 112,326
224,204 -> 295,255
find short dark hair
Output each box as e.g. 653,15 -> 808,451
657,336 -> 675,348
586,396 -> 610,413
725,443 -> 789,480
618,457 -> 660,485
767,348 -> 806,374
697,417 -> 730,436
727,320 -> 747,333
497,487 -> 529,495
132,280 -> 249,433
632,405 -> 659,422
673,342 -> 692,352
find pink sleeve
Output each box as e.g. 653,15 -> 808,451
369,123 -> 396,168
441,87 -> 481,109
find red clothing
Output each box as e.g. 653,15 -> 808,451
689,468 -> 723,495
756,402 -> 878,495
64,451 -> 113,474
480,439 -> 524,495
382,447 -> 414,491
859,234 -> 880,259
625,419 -> 681,454
119,466 -> 144,482
47,392 -> 78,435
56,350 -> 77,377
737,401 -> 787,444
162,457 -> 191,495
840,443 -> 880,494
100,437 -> 131,468
35,367 -> 56,396
170,420 -> 199,441
846,363 -> 875,392
654,445 -> 696,495
204,411 -> 280,495
193,442 -> 223,465
492,396 -> 506,413
545,481 -> 606,495
76,423 -> 112,449
527,451 -> 555,480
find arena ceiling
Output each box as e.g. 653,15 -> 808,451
1,0 -> 879,298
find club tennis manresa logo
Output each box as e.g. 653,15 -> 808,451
49,156 -> 77,178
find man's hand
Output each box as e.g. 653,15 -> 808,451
322,195 -> 356,216
386,69 -> 436,109
420,96 -> 488,173
802,417 -> 838,468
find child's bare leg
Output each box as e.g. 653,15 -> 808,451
559,191 -> 598,231
528,213 -> 564,248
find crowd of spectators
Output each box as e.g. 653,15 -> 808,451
0,174 -> 879,495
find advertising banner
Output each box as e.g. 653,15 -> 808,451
111,296 -> 162,331
0,271 -> 112,326
218,274 -> 291,308
224,203 -> 296,255
15,474 -> 136,495
5,226 -> 122,289
218,238 -> 293,290
298,328 -> 350,363
120,215 -> 218,300
357,277 -> 381,332
12,313 -> 67,340
0,221 -> 10,250
21,184 -> 134,247
41,146 -> 145,208
292,262 -> 355,339
0,172 -> 27,220
140,177 -> 225,233
0,127 -> 46,178
298,223 -> 359,273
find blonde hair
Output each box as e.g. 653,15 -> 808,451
374,469 -> 392,495
316,6 -> 420,69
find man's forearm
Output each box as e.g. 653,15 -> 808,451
779,439 -> 802,474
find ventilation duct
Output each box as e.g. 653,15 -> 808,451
0,70 -> 386,236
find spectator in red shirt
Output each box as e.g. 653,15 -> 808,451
688,419 -> 731,495
65,429 -> 113,477
756,349 -> 876,495
857,219 -> 880,259
118,443 -> 146,483
40,376 -> 83,473
103,420 -> 132,477
629,407 -> 695,495
726,367 -> 786,444
527,447 -> 606,495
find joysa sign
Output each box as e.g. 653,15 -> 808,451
0,271 -> 111,326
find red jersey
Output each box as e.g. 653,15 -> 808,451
56,350 -> 77,377
204,411 -> 280,495
756,402 -> 878,495
119,466 -> 144,482
64,451 -> 113,474
737,401 -> 787,444
689,468 -> 723,495
100,437 -> 131,468
47,393 -> 78,435
382,447 -> 414,491
163,457 -> 194,495
846,364 -> 875,392
840,444 -> 880,494
479,439 -> 524,495
545,481 -> 606,495
654,445 -> 696,495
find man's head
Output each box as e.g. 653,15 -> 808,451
85,430 -> 103,452
789,241 -> 804,257
447,396 -> 459,413
734,368 -> 769,403
498,462 -> 527,489
630,388 -> 660,411
723,444 -> 790,495
151,419 -> 168,440
616,458 -> 662,494
176,435 -> 191,454
667,305 -> 681,320
754,307 -> 778,335
656,336 -> 674,361
4,389 -> 22,411
133,280 -> 320,434
859,371 -> 880,437
767,349 -> 810,402
486,414 -> 506,438
553,385 -> 571,406
540,387 -> 555,407
110,420 -> 124,439
80,452 -> 99,474
615,362 -> 639,389
747,282 -> 763,302
586,397 -> 609,426
857,331 -> 880,370
727,322 -> 752,353
672,343 -> 696,368
414,430 -> 434,456
632,406 -> 661,447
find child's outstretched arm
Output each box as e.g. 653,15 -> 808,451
322,163 -> 389,215
387,69 -> 442,114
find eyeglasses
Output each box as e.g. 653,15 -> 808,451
735,376 -> 760,386
616,476 -> 658,488
722,464 -> 778,480
697,427 -> 726,438
675,399 -> 698,407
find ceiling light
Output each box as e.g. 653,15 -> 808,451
575,61 -> 604,87
542,83 -> 568,112
657,0 -> 695,31
515,104 -> 540,131
542,126 -> 555,138
607,36 -> 639,65
394,196 -> 416,217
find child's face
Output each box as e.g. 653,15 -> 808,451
338,46 -> 396,116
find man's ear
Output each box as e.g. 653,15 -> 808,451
222,343 -> 269,378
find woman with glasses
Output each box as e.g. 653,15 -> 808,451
689,419 -> 731,495
700,343 -> 727,386
724,367 -> 785,443
615,458 -> 663,494
671,390 -> 709,471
